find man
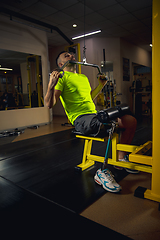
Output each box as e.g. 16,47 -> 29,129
45,51 -> 137,193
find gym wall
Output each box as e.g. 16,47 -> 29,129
75,37 -> 151,108
49,36 -> 151,117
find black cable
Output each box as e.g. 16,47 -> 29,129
83,0 -> 86,62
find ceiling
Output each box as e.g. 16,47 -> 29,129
0,0 -> 152,52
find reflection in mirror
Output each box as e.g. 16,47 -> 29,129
132,62 -> 152,117
98,61 -> 116,108
0,49 -> 43,110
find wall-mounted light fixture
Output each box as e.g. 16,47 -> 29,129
72,30 -> 101,40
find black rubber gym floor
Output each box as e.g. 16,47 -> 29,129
0,125 -> 152,238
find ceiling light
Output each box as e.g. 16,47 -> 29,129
73,24 -> 77,28
0,68 -> 13,71
72,30 -> 101,40
150,44 -> 152,47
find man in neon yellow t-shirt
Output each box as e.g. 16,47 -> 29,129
45,51 -> 137,193
55,71 -> 97,125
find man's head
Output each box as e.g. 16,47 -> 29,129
56,51 -> 75,68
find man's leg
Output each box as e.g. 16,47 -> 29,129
94,121 -> 122,193
117,114 -> 137,159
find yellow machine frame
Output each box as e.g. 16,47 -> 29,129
145,0 -> 160,204
76,0 -> 160,206
26,55 -> 42,108
76,133 -> 152,174
69,2 -> 160,205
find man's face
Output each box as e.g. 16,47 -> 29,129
59,52 -> 76,67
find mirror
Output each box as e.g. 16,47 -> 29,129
0,49 -> 43,110
131,62 -> 152,118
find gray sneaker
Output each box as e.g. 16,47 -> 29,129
114,155 -> 139,174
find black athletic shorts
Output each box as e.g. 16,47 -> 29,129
74,114 -> 102,137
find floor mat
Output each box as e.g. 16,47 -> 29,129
0,176 -> 132,239
0,129 -> 128,213
0,126 -> 152,213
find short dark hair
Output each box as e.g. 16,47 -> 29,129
56,51 -> 66,67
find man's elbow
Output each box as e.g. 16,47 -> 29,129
45,100 -> 56,109
47,105 -> 52,109
44,98 -> 51,109
46,101 -> 52,109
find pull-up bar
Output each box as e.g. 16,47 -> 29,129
69,60 -> 102,75
0,7 -> 73,45
51,60 -> 108,80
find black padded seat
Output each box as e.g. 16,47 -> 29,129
72,127 -> 111,138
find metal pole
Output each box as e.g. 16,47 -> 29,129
144,0 -> 160,203
36,55 -> 42,107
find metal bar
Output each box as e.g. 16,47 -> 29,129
87,154 -> 104,163
108,159 -> 152,173
129,154 -> 152,166
76,135 -> 108,142
0,7 -> 73,45
69,61 -> 102,74
51,60 -> 106,79
117,144 -> 138,152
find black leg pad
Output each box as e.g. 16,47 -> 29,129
97,108 -> 119,123
115,103 -> 130,117
97,103 -> 130,123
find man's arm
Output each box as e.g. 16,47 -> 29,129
91,76 -> 107,100
45,71 -> 62,108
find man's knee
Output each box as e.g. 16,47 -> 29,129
118,115 -> 137,129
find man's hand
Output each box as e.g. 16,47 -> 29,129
48,70 -> 61,90
91,75 -> 108,100
98,74 -> 108,86
45,70 -> 62,108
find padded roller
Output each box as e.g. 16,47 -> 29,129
106,108 -> 119,120
97,108 -> 119,123
97,103 -> 130,123
115,103 -> 130,117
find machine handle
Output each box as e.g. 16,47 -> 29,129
49,60 -> 108,80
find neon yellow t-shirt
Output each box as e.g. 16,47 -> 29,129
55,71 -> 97,124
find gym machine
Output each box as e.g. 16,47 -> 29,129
75,104 -> 152,175
54,21 -> 160,207
60,48 -> 159,208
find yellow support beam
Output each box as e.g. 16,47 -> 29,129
129,141 -> 152,166
36,55 -> 42,107
26,55 -> 42,108
76,138 -> 95,171
108,159 -> 152,174
144,189 -> 160,203
26,56 -> 32,108
144,0 -> 160,203
117,144 -> 138,152
76,134 -> 108,142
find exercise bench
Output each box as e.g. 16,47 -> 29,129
75,105 -> 152,174
75,131 -> 152,173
